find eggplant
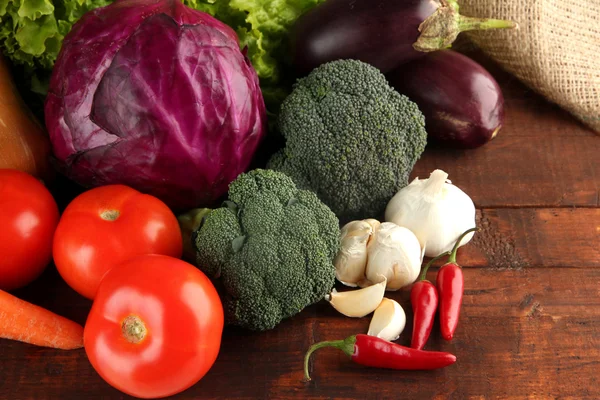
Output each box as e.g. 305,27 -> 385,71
291,0 -> 516,75
387,50 -> 504,149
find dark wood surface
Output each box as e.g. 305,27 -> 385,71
1,54 -> 599,399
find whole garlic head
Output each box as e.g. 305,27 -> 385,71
385,169 -> 476,258
363,222 -> 423,291
334,219 -> 380,287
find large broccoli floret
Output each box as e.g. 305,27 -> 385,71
192,169 -> 340,331
268,59 -> 428,222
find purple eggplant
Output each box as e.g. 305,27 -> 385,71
387,50 -> 504,149
291,0 -> 516,75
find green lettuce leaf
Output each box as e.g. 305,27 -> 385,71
17,0 -> 54,20
15,15 -> 60,56
0,0 -> 108,97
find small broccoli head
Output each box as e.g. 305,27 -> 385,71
268,59 -> 427,222
193,169 -> 339,331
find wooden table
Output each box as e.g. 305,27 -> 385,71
1,55 -> 599,399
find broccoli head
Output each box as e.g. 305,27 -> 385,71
268,59 -> 428,222
193,169 -> 340,331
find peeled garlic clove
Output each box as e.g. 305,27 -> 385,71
334,220 -> 376,287
365,222 -> 422,291
367,298 -> 406,341
326,277 -> 386,318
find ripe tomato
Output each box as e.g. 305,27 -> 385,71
0,169 -> 59,290
53,185 -> 182,299
84,255 -> 224,399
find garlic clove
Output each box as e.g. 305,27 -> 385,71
364,223 -> 423,291
334,220 -> 377,287
363,218 -> 381,233
367,298 -> 406,341
326,277 -> 386,318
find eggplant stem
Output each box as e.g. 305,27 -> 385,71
413,2 -> 518,52
457,15 -> 518,32
445,0 -> 460,12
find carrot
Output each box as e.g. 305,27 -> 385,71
0,290 -> 84,350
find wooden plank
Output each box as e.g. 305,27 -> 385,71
296,268 -> 600,400
500,92 -> 597,138
1,268 -> 598,399
458,208 -> 600,269
412,134 -> 600,208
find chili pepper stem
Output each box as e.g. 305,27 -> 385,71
303,336 -> 356,381
447,227 -> 479,264
418,251 -> 451,281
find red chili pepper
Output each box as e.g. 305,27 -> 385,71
410,251 -> 450,349
303,334 -> 456,381
437,227 -> 478,341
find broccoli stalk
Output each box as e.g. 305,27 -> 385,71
191,169 -> 340,331
268,59 -> 428,222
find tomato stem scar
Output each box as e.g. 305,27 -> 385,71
122,315 -> 147,344
100,210 -> 120,221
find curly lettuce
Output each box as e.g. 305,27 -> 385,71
0,0 -> 324,111
0,0 -> 110,94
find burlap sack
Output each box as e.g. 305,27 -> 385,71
459,0 -> 600,133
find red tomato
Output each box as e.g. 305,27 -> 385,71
53,185 -> 183,299
0,169 -> 59,290
84,255 -> 224,399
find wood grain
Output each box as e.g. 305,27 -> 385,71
461,208 -> 600,269
412,135 -> 600,209
1,268 -> 599,399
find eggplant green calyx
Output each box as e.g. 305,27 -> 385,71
414,0 -> 518,52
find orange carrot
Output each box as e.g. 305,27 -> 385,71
0,290 -> 84,350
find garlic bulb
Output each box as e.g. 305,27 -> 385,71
326,277 -> 386,318
334,219 -> 380,287
385,169 -> 476,258
367,298 -> 406,341
361,222 -> 423,291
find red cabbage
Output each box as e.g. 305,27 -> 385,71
45,0 -> 267,209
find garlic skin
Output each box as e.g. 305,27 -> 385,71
385,169 -> 476,258
326,277 -> 386,318
367,298 -> 406,341
334,220 -> 376,287
362,222 -> 422,291
363,219 -> 381,232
